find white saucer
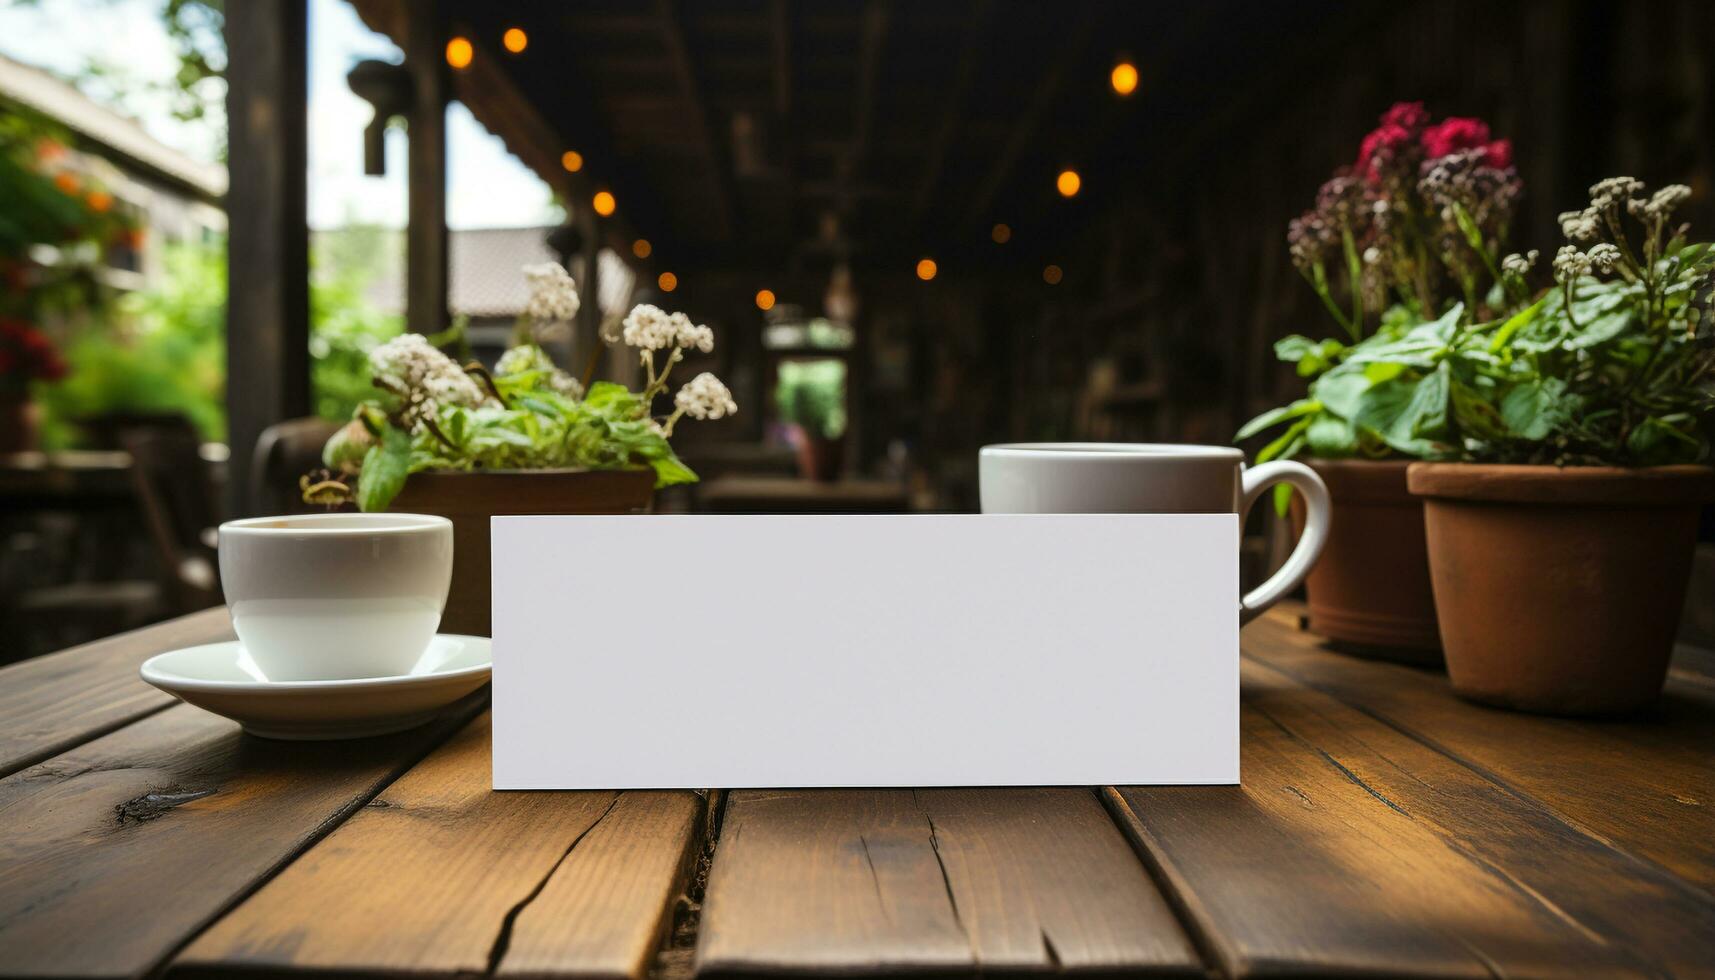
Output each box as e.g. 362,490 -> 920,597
140,634 -> 491,740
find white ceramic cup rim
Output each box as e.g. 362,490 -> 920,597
219,513 -> 451,537
981,442 -> 1245,461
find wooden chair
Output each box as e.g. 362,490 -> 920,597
250,417 -> 342,516
122,428 -> 222,615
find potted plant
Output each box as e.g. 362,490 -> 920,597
776,358 -> 847,481
1405,177 -> 1714,714
1237,102 -> 1522,662
307,264 -> 737,634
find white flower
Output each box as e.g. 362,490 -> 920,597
621,303 -> 677,350
1589,176 -> 1644,210
1501,249 -> 1539,276
523,262 -> 581,322
369,333 -> 488,418
1586,242 -> 1621,273
1558,208 -> 1600,242
674,372 -> 737,421
1362,246 -> 1381,265
1645,183 -> 1691,219
670,312 -> 715,352
1552,245 -> 1590,282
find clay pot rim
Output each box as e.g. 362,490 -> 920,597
1408,462 -> 1715,505
1301,456 -> 1413,502
402,466 -> 654,479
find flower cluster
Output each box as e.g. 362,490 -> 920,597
0,318 -> 67,387
674,372 -> 738,421
621,304 -> 713,353
369,333 -> 490,425
495,343 -> 584,399
1549,177 -> 1702,335
1287,101 -> 1522,338
522,262 -> 581,323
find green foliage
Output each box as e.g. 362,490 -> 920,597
774,358 -> 847,439
36,241 -> 226,446
309,226 -> 403,422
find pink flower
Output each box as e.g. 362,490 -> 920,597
1422,117 -> 1492,159
1483,139 -> 1513,169
1356,124 -> 1414,181
1379,101 -> 1429,132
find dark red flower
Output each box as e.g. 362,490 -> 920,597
1421,117 -> 1492,159
1356,124 -> 1414,181
1482,139 -> 1513,169
1379,101 -> 1430,132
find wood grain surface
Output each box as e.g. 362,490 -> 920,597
176,713 -> 704,979
0,607 -> 231,778
1248,609 -> 1715,893
696,788 -> 1199,977
0,699 -> 478,979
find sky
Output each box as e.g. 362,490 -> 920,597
0,0 -> 559,229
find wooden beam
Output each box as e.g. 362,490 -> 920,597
224,0 -> 309,518
771,0 -> 791,120
841,0 -> 889,206
963,15 -> 1095,225
656,0 -> 738,241
911,0 -> 990,222
404,6 -> 448,336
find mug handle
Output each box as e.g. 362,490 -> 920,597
1238,460 -> 1331,624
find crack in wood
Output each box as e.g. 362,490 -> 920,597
857,833 -> 890,925
1040,927 -> 1063,971
114,786 -> 216,824
910,790 -> 968,946
483,793 -> 621,976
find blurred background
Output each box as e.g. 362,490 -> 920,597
3,0 -> 1713,659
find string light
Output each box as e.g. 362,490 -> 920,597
755,289 -> 776,311
1056,169 -> 1081,198
502,28 -> 528,53
632,238 -> 652,259
991,223 -> 1012,244
1043,264 -> 1063,285
658,271 -> 678,292
560,150 -> 583,173
916,258 -> 938,281
445,37 -> 473,70
1110,61 -> 1138,96
592,190 -> 616,217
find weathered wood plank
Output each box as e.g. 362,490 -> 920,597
0,699 -> 478,980
0,607 -> 231,778
696,788 -> 1200,977
1109,657 -> 1715,979
1248,608 -> 1715,893
175,713 -> 703,979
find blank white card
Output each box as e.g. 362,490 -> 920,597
490,514 -> 1237,789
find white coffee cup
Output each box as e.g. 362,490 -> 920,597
979,443 -> 1330,623
217,513 -> 454,681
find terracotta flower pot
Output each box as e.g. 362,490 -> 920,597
1290,459 -> 1441,664
1408,463 -> 1715,715
389,468 -> 655,636
794,431 -> 846,483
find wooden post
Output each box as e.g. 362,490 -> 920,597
224,0 -> 309,518
404,8 -> 449,336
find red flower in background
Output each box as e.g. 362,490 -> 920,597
1356,124 -> 1414,180
1482,139 -> 1513,169
1421,117 -> 1492,159
0,318 -> 67,384
1379,101 -> 1430,132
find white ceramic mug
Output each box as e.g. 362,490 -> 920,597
218,513 -> 454,681
979,443 -> 1330,623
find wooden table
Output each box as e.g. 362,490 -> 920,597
3,606 -> 1712,979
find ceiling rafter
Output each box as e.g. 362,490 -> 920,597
834,0 -> 889,214
910,0 -> 992,224
655,0 -> 739,243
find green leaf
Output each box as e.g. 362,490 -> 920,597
584,381 -> 642,415
356,425 -> 411,512
321,421 -> 371,470
1256,417 -> 1312,464
1498,378 -> 1570,441
1488,296 -> 1547,354
1272,481 -> 1295,518
648,453 -> 699,487
1235,398 -> 1319,441
1354,362 -> 1450,456
1310,367 -> 1371,419
1304,414 -> 1359,457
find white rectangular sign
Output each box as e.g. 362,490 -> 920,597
491,514 -> 1238,789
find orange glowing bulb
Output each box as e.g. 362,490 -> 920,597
658,271 -> 678,292
632,238 -> 652,259
445,36 -> 473,70
502,28 -> 527,53
916,258 -> 938,281
991,223 -> 1012,244
1056,169 -> 1081,198
592,191 -> 616,217
755,289 -> 776,311
560,150 -> 584,173
1110,61 -> 1138,96
1043,264 -> 1064,285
